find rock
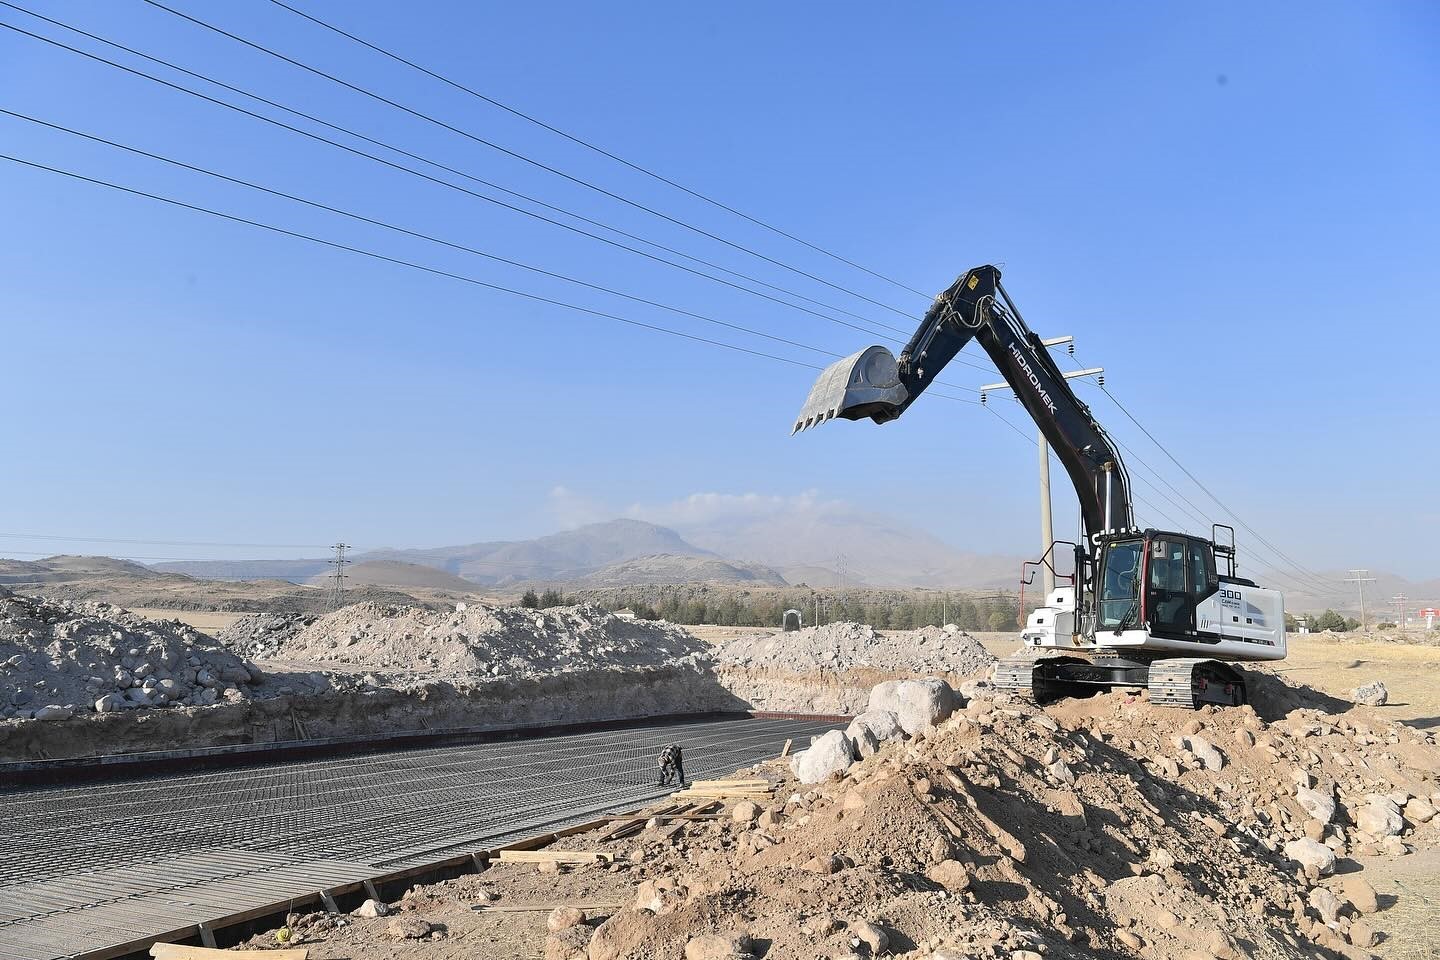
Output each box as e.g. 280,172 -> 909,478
845,723 -> 880,759
94,694 -> 123,713
1283,838 -> 1336,875
1178,734 -> 1225,771
842,790 -> 866,813
1343,875 -> 1378,914
926,859 -> 971,891
1347,920 -> 1377,948
1296,786 -> 1336,823
849,919 -> 888,955
732,801 -> 760,823
791,729 -> 855,784
1403,796 -> 1437,824
545,926 -> 591,960
684,932 -> 754,960
1116,929 -> 1143,949
634,878 -> 684,915
868,678 -> 955,735
548,907 -> 587,932
386,915 -> 432,939
1351,681 -> 1388,706
1357,796 -> 1404,837
352,898 -> 390,918
1047,759 -> 1076,785
34,705 -> 72,721
803,854 -> 844,875
537,859 -> 562,874
1308,887 -> 1341,925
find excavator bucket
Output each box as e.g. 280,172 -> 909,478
791,345 -> 910,434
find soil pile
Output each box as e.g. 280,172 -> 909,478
251,674 -> 1439,960
0,592 -> 260,719
222,601 -> 713,680
712,622 -> 996,714
219,612 -> 318,659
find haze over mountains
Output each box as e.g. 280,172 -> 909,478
96,508 -> 1438,609
148,515 -> 1025,590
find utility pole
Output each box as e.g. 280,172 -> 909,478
1391,594 -> 1407,628
981,336 -> 1103,597
1344,569 -> 1375,629
328,542 -> 350,611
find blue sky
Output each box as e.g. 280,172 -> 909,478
1,1 -> 1436,589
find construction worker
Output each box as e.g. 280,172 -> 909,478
657,743 -> 686,787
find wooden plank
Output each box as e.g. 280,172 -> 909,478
152,945 -> 308,960
780,738 -> 793,757
474,902 -> 623,913
495,850 -> 613,865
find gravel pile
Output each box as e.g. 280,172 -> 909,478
223,601 -> 712,679
713,621 -> 996,678
0,593 -> 260,720
219,612 -> 319,659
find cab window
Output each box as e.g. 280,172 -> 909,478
1098,539 -> 1141,629
1188,540 -> 1215,599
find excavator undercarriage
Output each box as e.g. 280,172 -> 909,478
993,654 -> 1248,708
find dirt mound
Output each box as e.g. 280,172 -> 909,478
712,621 -> 996,715
219,612 -> 319,659
230,601 -> 713,680
0,593 -> 260,719
245,675 -> 1439,960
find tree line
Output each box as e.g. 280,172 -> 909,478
578,590 -> 1028,631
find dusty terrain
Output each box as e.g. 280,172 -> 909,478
236,673 -> 1440,960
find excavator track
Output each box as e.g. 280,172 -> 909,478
992,656 -> 1039,698
1147,658 -> 1247,709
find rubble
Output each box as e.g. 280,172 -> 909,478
0,592 -> 261,719
711,622 -> 995,714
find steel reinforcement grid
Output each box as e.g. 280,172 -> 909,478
0,715 -> 836,960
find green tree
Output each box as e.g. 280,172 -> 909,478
520,589 -> 539,609
538,589 -> 564,608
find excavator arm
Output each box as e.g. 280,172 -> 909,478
792,264 -> 1134,543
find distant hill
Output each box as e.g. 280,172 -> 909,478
0,554 -> 166,585
658,507 -> 1025,589
570,554 -> 788,588
307,560 -> 484,593
154,520 -> 719,587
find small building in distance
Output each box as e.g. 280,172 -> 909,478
782,608 -> 803,632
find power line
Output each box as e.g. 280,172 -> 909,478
1094,384 -> 1344,593
0,8 -> 908,344
0,107 -> 863,364
0,152 -> 985,409
0,532 -> 328,549
263,0 -> 930,300
139,0 -> 919,321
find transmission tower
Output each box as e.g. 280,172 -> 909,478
1344,569 -> 1375,628
328,542 -> 351,611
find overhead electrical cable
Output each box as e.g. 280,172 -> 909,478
139,0 -> 920,321
264,0 -> 930,300
0,7 -> 910,343
0,152 -> 981,407
1,107 -> 864,363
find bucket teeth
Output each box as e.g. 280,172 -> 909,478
790,345 -> 907,434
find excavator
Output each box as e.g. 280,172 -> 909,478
791,265 -> 1285,708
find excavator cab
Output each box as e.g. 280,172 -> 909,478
791,346 -> 908,434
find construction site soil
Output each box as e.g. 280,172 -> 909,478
233,676 -> 1439,960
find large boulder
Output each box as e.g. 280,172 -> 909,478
790,729 -> 855,784
1283,838 -> 1336,875
1351,680 -> 1388,706
1296,786 -> 1336,824
867,678 -> 955,736
844,709 -> 904,757
1356,795 -> 1404,837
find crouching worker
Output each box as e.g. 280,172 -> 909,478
657,743 -> 686,787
